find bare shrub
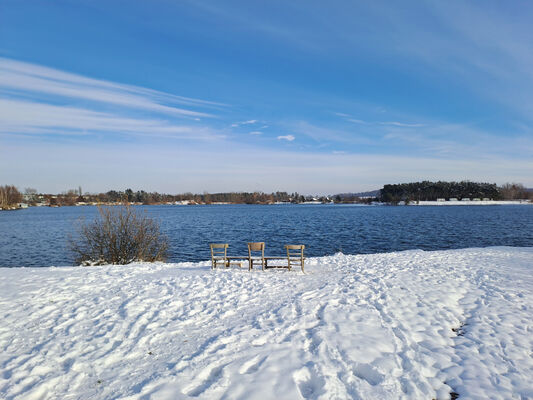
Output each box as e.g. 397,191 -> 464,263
500,182 -> 529,200
70,205 -> 169,265
0,185 -> 23,209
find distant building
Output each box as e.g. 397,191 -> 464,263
449,198 -> 458,201
437,198 -> 445,202
461,198 -> 471,201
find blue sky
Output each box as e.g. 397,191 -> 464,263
1,1 -> 532,194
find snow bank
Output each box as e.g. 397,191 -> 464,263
1,247 -> 532,399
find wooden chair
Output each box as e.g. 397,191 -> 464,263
285,244 -> 305,272
210,243 -> 228,269
247,242 -> 265,271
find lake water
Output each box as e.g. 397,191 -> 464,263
1,204 -> 532,267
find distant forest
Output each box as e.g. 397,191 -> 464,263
379,181 -> 531,203
100,190 -> 314,205
1,181 -> 531,209
15,189 -> 336,207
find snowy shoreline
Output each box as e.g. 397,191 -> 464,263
1,247 -> 532,399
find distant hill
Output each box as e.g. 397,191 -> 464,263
335,190 -> 380,199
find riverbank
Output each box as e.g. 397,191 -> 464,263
1,247 -> 532,399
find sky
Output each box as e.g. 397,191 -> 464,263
1,0 -> 532,194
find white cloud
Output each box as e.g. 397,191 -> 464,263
342,115 -> 424,128
277,135 -> 295,141
379,121 -> 425,128
231,119 -> 258,127
0,58 -> 229,140
249,131 -> 263,135
346,118 -> 368,125
0,57 -> 223,119
0,98 -> 222,140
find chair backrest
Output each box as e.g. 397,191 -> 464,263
285,244 -> 305,259
210,243 -> 228,258
286,244 -> 305,271
248,242 -> 265,258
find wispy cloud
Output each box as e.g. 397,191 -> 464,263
231,119 -> 258,127
288,120 -> 376,145
379,121 -> 424,128
0,58 -> 224,118
277,135 -> 295,141
0,99 -> 222,139
249,131 -> 263,135
0,58 -> 226,140
340,114 -> 425,128
347,2 -> 533,121
346,118 -> 368,125
289,115 -> 533,162
381,122 -> 533,159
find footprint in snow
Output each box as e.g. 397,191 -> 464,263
183,363 -> 228,397
238,355 -> 268,374
293,364 -> 326,399
352,363 -> 385,386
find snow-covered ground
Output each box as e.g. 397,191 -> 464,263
1,247 -> 532,400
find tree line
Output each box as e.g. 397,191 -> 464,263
6,187 -> 333,206
2,182 -> 531,209
378,181 -> 532,203
90,190 -> 316,204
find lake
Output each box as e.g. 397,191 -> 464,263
1,204 -> 532,267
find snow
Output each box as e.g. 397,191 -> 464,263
1,247 -> 532,400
